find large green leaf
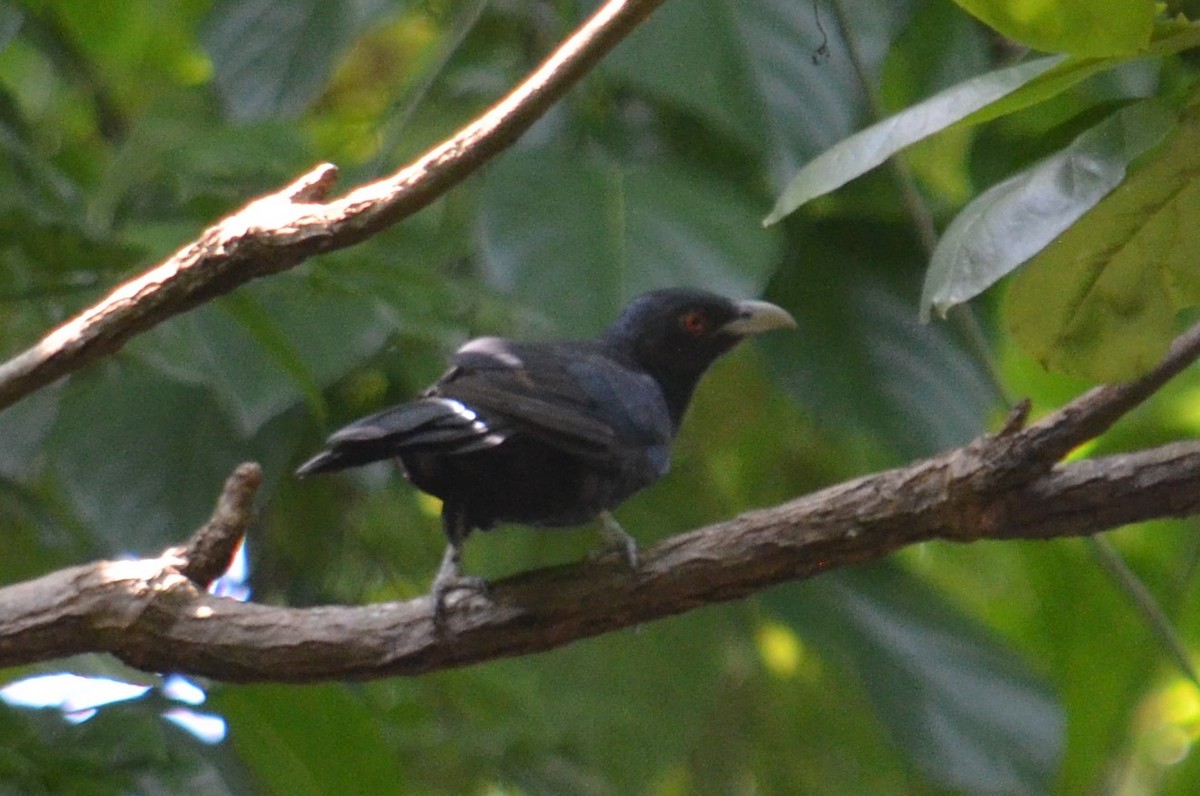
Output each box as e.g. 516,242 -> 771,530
921,97 -> 1178,321
764,56 -> 1062,225
477,148 -> 783,334
765,20 -> 1200,225
212,683 -> 409,796
605,0 -> 921,183
130,274 -> 393,437
952,0 -> 1154,57
0,386 -> 59,480
762,223 -> 997,460
1006,93 -> 1200,381
770,562 -> 1065,794
201,0 -> 397,121
48,358 -> 246,552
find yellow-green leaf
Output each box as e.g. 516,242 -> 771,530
1006,94 -> 1200,381
952,0 -> 1154,57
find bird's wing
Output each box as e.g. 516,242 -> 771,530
296,337 -> 672,478
327,397 -> 511,454
294,394 -> 514,476
435,337 -> 668,464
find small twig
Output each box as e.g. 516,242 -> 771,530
1044,318 -> 1200,447
998,398 -> 1031,436
1088,536 -> 1200,687
169,463 -> 263,588
974,318 -> 1200,491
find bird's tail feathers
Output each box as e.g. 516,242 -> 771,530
294,450 -> 348,478
295,398 -> 507,477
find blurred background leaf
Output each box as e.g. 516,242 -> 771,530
477,148 -> 784,332
2,1 -> 1200,794
770,562 -> 1065,795
950,0 -> 1155,57
201,0 -> 400,122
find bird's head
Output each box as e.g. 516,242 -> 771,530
604,288 -> 796,378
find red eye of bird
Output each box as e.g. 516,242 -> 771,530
681,309 -> 708,336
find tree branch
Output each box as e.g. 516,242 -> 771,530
166,463 -> 261,588
3,322 -> 1200,680
2,0 -> 1199,687
0,0 -> 668,412
973,320 -> 1200,491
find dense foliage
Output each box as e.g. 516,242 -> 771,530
2,0 -> 1199,793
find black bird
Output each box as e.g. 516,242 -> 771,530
296,288 -> 795,615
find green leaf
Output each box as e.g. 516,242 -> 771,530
952,0 -> 1154,57
212,683 -> 409,796
770,562 -> 1065,794
478,148 -> 783,334
1006,92 -> 1200,381
0,386 -> 59,480
48,358 -> 245,552
762,223 -> 997,460
201,0 -> 396,121
605,0 -> 921,181
960,21 -> 1200,129
1087,537 -> 1199,687
131,273 -> 393,436
921,97 -> 1178,321
764,56 -> 1063,225
766,19 -> 1200,225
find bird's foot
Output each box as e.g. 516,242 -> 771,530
593,511 -> 640,569
430,542 -> 490,626
431,573 -> 491,624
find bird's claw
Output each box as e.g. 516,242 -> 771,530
594,511 -> 640,570
430,537 -> 490,626
431,573 -> 491,625
611,534 -> 639,569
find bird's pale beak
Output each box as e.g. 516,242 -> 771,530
722,299 -> 797,336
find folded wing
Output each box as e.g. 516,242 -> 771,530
297,336 -> 671,477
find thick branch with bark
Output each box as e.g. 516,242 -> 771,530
1,0 -> 1198,686
3,325 -> 1200,682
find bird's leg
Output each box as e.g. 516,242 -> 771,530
431,508 -> 489,623
595,510 -> 639,569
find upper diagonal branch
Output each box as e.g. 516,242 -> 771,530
0,0 -> 668,412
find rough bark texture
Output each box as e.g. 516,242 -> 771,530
1,433 -> 1197,682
